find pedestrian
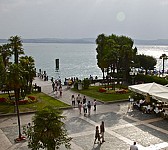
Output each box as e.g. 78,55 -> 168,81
83,95 -> 86,104
87,101 -> 91,116
78,102 -> 82,114
59,85 -> 62,97
100,121 -> 105,142
130,141 -> 138,150
93,99 -> 97,111
71,95 -> 75,107
94,126 -> 101,144
83,102 -> 87,116
51,77 -> 54,83
52,82 -> 55,92
76,94 -> 82,106
54,86 -> 58,97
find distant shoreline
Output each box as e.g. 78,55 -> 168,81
1,38 -> 168,45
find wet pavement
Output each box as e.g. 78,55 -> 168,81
0,77 -> 168,150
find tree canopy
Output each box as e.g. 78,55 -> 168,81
0,35 -> 36,141
135,54 -> 157,74
96,34 -> 137,83
24,106 -> 72,150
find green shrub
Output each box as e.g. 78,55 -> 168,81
136,74 -> 168,85
73,81 -> 78,90
82,78 -> 90,89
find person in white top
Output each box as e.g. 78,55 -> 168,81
76,94 -> 82,106
154,106 -> 159,114
130,142 -> 138,150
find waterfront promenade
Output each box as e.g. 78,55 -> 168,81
0,77 -> 168,150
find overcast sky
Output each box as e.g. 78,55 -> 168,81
0,0 -> 168,40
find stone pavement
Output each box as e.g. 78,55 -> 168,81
0,77 -> 168,150
33,77 -> 103,106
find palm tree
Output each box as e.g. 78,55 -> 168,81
19,56 -> 36,94
159,53 -> 168,75
0,44 -> 12,68
9,35 -> 24,64
8,35 -> 25,141
7,64 -> 24,141
0,56 -> 6,89
24,106 -> 72,150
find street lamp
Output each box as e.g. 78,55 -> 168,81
129,67 -> 138,85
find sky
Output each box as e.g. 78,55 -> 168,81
0,0 -> 168,40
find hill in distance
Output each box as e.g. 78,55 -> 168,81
1,38 -> 168,45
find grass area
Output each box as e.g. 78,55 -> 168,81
0,92 -> 70,114
73,86 -> 131,102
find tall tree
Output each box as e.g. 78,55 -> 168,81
136,54 -> 157,75
96,34 -> 137,84
1,36 -> 36,141
8,35 -> 25,141
24,106 -> 72,150
9,35 -> 24,64
0,56 -> 6,89
113,35 -> 137,82
159,53 -> 168,74
0,43 -> 12,68
19,56 -> 36,94
96,34 -> 108,80
6,64 -> 24,141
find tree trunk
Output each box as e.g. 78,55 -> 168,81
163,58 -> 165,75
15,88 -> 22,139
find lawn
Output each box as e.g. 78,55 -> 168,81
73,86 -> 131,102
0,92 -> 70,114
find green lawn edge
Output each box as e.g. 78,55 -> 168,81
0,92 -> 70,114
72,86 -> 131,102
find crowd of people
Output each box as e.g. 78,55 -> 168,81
132,98 -> 168,118
70,94 -> 97,116
51,77 -> 62,98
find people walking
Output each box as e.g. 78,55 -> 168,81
78,102 -> 82,114
130,141 -> 138,150
59,85 -> 62,97
52,82 -> 55,92
76,94 -> 82,106
100,121 -> 105,142
83,102 -> 87,116
87,101 -> 91,116
94,126 -> 101,144
93,99 -> 97,111
71,95 -> 75,107
54,86 -> 58,97
83,95 -> 86,104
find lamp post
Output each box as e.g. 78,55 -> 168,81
129,67 -> 138,85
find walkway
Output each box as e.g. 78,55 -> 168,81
33,77 -> 102,106
0,77 -> 168,150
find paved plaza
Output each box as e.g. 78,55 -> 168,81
0,78 -> 168,150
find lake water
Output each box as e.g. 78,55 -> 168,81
23,43 -> 168,81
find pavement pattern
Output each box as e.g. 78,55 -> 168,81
0,77 -> 168,150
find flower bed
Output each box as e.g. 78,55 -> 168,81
98,87 -> 128,94
115,89 -> 128,94
28,96 -> 37,104
5,96 -> 37,105
99,88 -> 107,93
28,96 -> 36,100
0,97 -> 7,102
18,99 -> 29,105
